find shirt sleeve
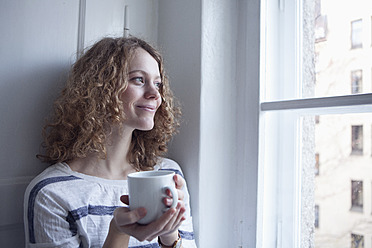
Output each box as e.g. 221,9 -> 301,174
24,183 -> 81,248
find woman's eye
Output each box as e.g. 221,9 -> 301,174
154,81 -> 163,89
131,77 -> 144,84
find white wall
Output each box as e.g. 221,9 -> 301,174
0,1 -> 79,246
199,1 -> 239,246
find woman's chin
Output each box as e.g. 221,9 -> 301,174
136,123 -> 155,131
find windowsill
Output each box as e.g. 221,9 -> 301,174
351,46 -> 363,50
350,206 -> 363,213
350,151 -> 363,156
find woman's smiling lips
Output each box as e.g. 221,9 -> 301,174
136,104 -> 157,112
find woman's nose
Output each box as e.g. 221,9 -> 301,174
144,83 -> 161,99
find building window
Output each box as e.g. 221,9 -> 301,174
352,125 -> 363,155
351,70 -> 363,94
315,15 -> 328,42
351,19 -> 363,49
314,205 -> 319,228
314,0 -> 327,42
351,233 -> 364,248
351,180 -> 363,212
315,153 -> 319,175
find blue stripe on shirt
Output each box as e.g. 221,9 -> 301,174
66,205 -> 119,236
27,175 -> 81,243
179,229 -> 195,240
129,243 -> 160,248
159,168 -> 184,178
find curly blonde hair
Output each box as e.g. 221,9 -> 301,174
37,37 -> 181,171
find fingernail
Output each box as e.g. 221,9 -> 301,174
170,208 -> 177,215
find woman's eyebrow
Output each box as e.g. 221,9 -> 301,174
128,69 -> 145,74
129,70 -> 161,80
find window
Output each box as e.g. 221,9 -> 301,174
315,15 -> 327,42
351,233 -> 364,248
314,0 -> 327,42
315,153 -> 319,175
351,70 -> 363,94
315,16 -> 327,42
259,0 -> 372,247
351,19 -> 363,49
352,125 -> 363,155
351,180 -> 363,211
314,205 -> 319,228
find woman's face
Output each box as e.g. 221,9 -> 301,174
120,48 -> 162,131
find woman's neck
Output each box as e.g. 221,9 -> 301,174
69,126 -> 137,180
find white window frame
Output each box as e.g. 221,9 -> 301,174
257,0 -> 372,247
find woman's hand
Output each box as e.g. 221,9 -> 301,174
158,174 -> 186,246
111,174 -> 186,244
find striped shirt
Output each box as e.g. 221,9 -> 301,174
24,158 -> 196,247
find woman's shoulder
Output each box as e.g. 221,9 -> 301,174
25,163 -> 81,195
29,163 -> 76,182
156,158 -> 184,177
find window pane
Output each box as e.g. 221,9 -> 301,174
351,180 -> 363,211
351,233 -> 364,248
314,113 -> 372,247
351,19 -> 363,49
352,125 -> 364,154
315,205 -> 319,228
351,70 -> 363,94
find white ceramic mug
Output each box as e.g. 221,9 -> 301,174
128,170 -> 178,225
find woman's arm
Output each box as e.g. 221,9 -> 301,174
102,220 -> 130,248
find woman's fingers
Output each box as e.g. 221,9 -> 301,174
177,188 -> 184,201
174,205 -> 186,226
113,207 -> 147,227
173,175 -> 185,189
163,191 -> 186,209
145,207 -> 178,240
160,205 -> 185,236
120,195 -> 129,205
163,175 -> 185,207
146,204 -> 185,240
128,206 -> 178,241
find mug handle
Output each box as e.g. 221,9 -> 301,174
163,186 -> 178,209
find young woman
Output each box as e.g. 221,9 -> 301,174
24,37 -> 196,248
